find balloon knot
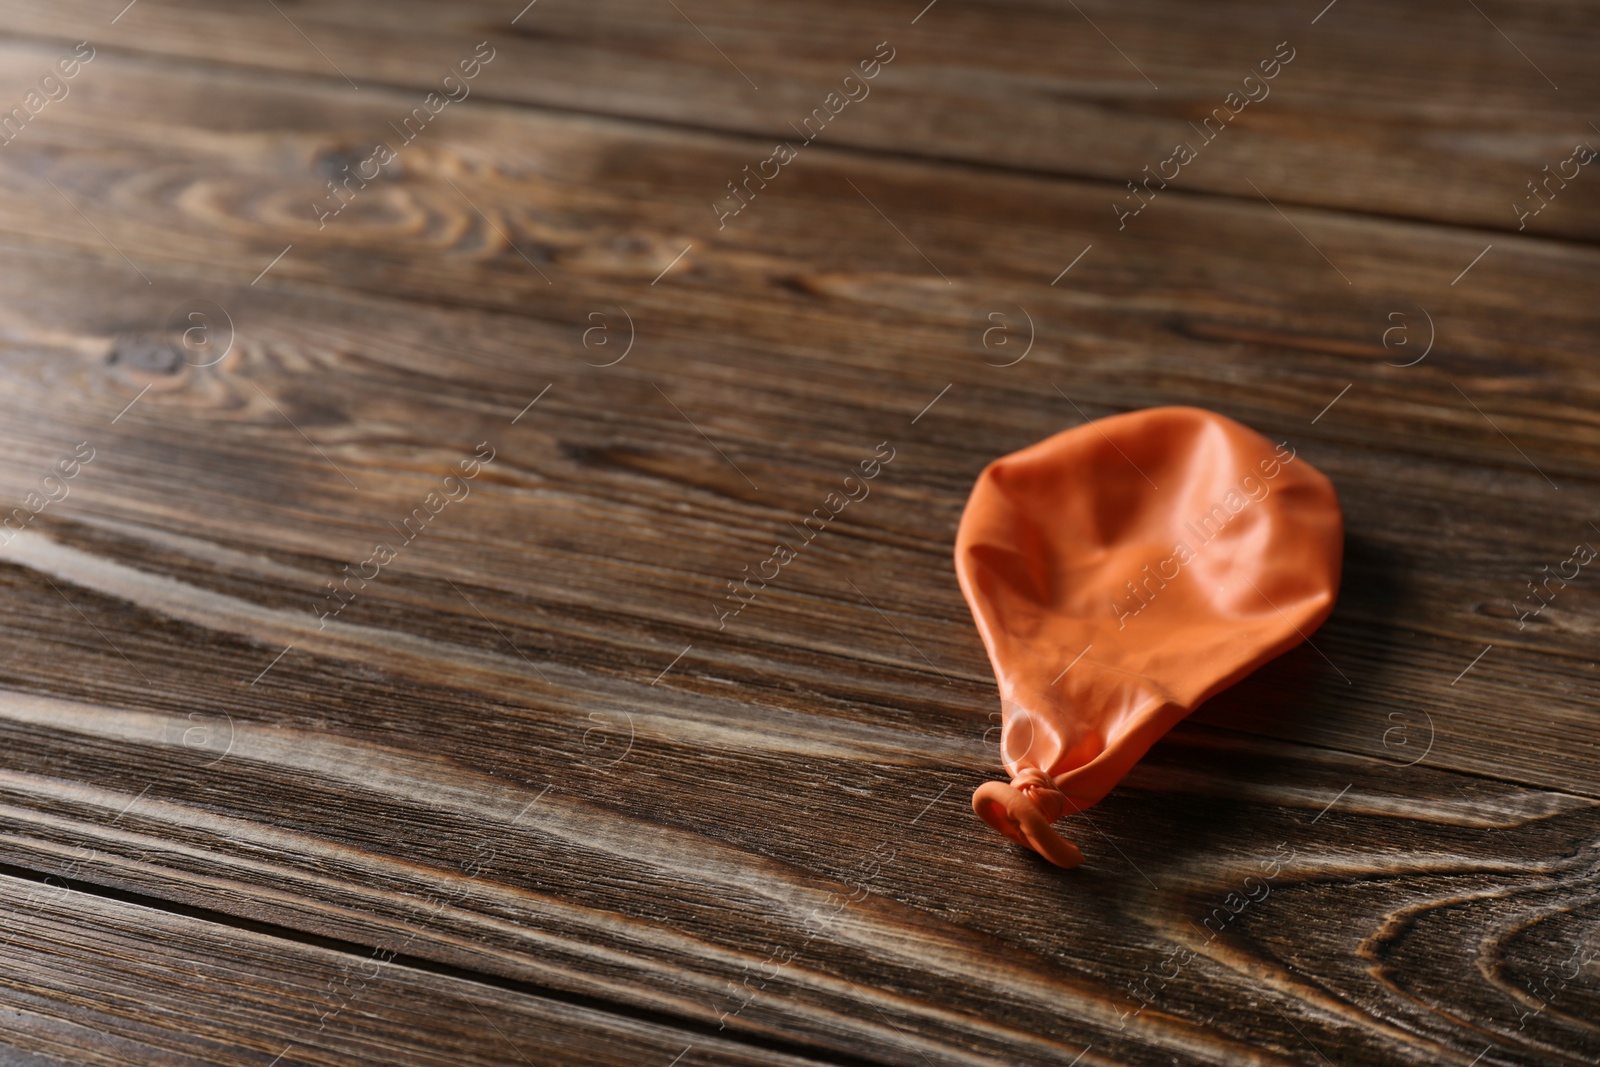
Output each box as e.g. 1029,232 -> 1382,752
1009,767 -> 1068,822
972,769 -> 1084,868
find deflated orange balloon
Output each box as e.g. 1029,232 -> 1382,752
956,406 -> 1343,867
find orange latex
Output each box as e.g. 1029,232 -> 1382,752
956,406 -> 1342,867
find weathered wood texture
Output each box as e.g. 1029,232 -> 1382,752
0,2 -> 1595,1066
0,40 -> 1592,793
0,871 -> 834,1067
2,679 -> 1598,1066
0,0 -> 1594,238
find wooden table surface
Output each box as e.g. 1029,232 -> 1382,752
0,2 -> 1596,1065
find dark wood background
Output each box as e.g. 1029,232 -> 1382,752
0,1 -> 1596,1064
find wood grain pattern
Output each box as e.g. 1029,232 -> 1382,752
0,42 -> 1591,794
0,0 -> 1595,238
0,3 -> 1595,1065
0,679 -> 1597,1066
0,871 -> 838,1067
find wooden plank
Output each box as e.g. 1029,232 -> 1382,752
0,871 -> 836,1067
0,42 -> 1590,794
0,686 -> 1597,1066
0,0 -> 1594,238
0,27 -> 1593,1067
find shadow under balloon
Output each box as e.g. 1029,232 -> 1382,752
1037,533 -> 1413,888
1189,530 -> 1407,752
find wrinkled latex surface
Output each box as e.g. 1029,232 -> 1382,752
956,406 -> 1343,867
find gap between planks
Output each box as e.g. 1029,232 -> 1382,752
0,859 -> 893,1067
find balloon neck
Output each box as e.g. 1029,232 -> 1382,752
972,768 -> 1085,868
